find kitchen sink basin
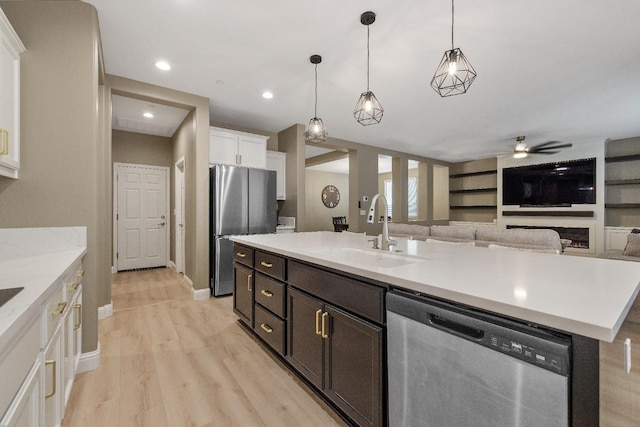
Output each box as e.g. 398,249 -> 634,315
0,287 -> 24,308
303,246 -> 419,268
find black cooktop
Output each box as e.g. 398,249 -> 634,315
0,287 -> 24,308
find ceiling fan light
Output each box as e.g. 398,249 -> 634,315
513,151 -> 528,159
304,117 -> 328,144
431,48 -> 477,97
354,91 -> 384,126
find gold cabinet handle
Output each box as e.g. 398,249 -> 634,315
315,309 -> 322,336
260,261 -> 273,268
321,312 -> 329,339
69,281 -> 81,291
74,303 -> 82,330
52,301 -> 67,316
260,323 -> 273,334
76,269 -> 85,277
236,252 -> 246,258
45,359 -> 56,398
260,289 -> 273,298
247,274 -> 252,292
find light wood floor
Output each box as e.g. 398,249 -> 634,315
62,268 -> 347,427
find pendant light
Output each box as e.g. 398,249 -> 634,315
430,0 -> 477,97
304,55 -> 329,144
353,11 -> 383,126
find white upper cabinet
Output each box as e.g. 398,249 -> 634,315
266,150 -> 286,200
0,8 -> 26,179
209,127 -> 267,169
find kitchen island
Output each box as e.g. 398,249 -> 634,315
230,231 -> 640,427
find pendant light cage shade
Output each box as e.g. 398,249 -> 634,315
304,117 -> 329,144
431,48 -> 477,97
353,91 -> 384,126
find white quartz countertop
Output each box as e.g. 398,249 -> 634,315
0,227 -> 87,351
231,231 -> 640,342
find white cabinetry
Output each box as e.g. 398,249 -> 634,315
266,150 -> 286,200
0,260 -> 84,427
0,8 -> 26,179
209,127 -> 267,169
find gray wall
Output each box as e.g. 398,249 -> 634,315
112,130 -> 173,167
305,169 -> 349,231
0,1 -> 106,353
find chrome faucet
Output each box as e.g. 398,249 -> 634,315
367,194 -> 397,251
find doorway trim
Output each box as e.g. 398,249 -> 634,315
174,157 -> 186,273
112,162 -> 171,272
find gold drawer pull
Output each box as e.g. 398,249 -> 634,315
52,301 -> 67,316
69,281 -> 81,291
321,312 -> 329,339
315,309 -> 322,336
236,252 -> 246,258
247,274 -> 252,292
45,359 -> 56,398
260,323 -> 273,334
260,289 -> 273,298
260,261 -> 273,268
76,269 -> 85,277
74,303 -> 82,330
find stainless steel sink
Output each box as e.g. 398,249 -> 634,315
0,287 -> 24,308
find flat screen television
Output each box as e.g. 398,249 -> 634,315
502,158 -> 596,206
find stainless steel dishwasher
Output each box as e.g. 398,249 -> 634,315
387,290 -> 571,427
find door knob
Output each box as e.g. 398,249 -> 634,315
159,222 -> 165,227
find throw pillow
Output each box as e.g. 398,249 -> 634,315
623,233 -> 640,257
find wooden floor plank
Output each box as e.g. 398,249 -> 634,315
62,268 -> 346,427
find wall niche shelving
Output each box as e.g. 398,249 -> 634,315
605,138 -> 640,227
449,158 -> 497,222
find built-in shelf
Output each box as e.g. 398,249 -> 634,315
605,204 -> 640,209
502,210 -> 595,217
605,154 -> 640,163
605,179 -> 640,186
449,170 -> 497,179
449,187 -> 498,194
450,205 -> 497,210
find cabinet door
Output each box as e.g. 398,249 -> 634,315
43,327 -> 63,427
63,289 -> 82,408
286,287 -> 324,390
324,305 -> 383,427
0,359 -> 41,427
266,151 -> 286,200
233,264 -> 253,327
238,135 -> 266,169
209,129 -> 238,165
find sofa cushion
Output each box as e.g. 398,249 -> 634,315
430,225 -> 476,240
387,223 -> 430,241
623,233 -> 640,257
477,228 -> 562,252
599,249 -> 640,262
427,238 -> 475,246
488,244 -> 559,254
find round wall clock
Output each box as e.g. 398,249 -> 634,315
321,185 -> 340,208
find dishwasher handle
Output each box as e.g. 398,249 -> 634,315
429,313 -> 485,341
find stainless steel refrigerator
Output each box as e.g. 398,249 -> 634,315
210,164 -> 277,296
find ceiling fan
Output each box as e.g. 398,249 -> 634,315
512,136 -> 572,158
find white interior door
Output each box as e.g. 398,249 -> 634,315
115,163 -> 169,271
175,158 -> 185,273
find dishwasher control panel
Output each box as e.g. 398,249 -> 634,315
489,334 -> 568,376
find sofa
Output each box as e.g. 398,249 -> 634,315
598,231 -> 640,262
387,223 -> 565,254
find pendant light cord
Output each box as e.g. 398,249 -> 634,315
451,0 -> 455,50
366,25 -> 370,91
314,63 -> 318,117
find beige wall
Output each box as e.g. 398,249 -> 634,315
305,170 -> 349,231
0,1 -> 105,353
112,130 -> 173,167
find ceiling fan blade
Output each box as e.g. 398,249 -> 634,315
531,140 -> 563,149
530,143 -> 573,153
531,151 -> 559,155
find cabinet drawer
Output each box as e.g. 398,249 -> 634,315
65,262 -> 84,303
254,304 -> 285,355
255,250 -> 285,281
255,273 -> 285,318
43,283 -> 65,344
234,244 -> 254,267
288,261 -> 385,324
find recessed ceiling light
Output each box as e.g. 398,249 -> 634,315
155,60 -> 171,71
143,112 -> 154,118
262,91 -> 274,99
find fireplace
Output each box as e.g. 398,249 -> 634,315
506,225 -> 590,249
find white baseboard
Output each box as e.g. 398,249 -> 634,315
98,301 -> 113,320
168,260 -> 176,270
193,287 -> 210,301
111,265 -> 117,274
77,342 -> 100,373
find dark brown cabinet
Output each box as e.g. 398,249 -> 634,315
287,287 -> 383,427
233,263 -> 253,327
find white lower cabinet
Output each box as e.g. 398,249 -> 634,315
0,260 -> 83,427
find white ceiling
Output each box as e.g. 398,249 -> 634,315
89,0 -> 640,162
111,95 -> 189,137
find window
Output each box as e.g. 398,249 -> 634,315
408,177 -> 418,218
384,179 -> 393,220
